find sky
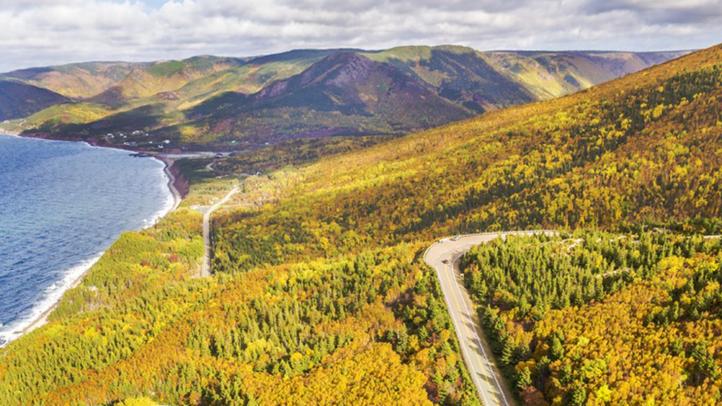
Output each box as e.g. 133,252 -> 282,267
0,0 -> 720,72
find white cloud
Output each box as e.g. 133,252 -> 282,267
0,0 -> 720,72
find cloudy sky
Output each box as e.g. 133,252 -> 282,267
1,0 -> 720,72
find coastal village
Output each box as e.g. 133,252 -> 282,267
103,130 -> 172,150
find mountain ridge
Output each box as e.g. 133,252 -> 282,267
0,46 -> 689,151
186,52 -> 470,140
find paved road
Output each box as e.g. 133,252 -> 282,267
424,231 -> 554,406
200,186 -> 238,277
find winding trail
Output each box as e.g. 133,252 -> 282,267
200,186 -> 239,277
424,231 -> 555,406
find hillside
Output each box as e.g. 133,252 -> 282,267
1,46 -> 684,150
185,52 -> 469,142
210,44 -> 720,263
363,45 -> 536,112
461,231 -> 722,404
0,44 -> 718,404
1,58 -> 246,99
0,80 -> 69,122
483,50 -> 687,99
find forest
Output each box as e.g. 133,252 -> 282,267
0,191 -> 476,404
0,44 -> 719,404
461,232 -> 721,404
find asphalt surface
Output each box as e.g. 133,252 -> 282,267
424,231 -> 554,406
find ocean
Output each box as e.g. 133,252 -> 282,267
0,135 -> 174,345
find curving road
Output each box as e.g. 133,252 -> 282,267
424,231 -> 555,406
200,186 -> 238,277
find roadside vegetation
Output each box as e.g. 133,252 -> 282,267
461,232 -> 722,404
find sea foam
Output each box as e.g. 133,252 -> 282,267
0,135 -> 176,347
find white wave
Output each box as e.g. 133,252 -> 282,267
0,155 -> 178,348
145,157 -> 177,228
0,253 -> 103,347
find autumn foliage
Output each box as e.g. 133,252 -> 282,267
0,44 -> 720,404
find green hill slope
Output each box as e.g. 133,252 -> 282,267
484,50 -> 688,98
364,46 -> 536,112
2,62 -> 136,98
0,80 -> 69,122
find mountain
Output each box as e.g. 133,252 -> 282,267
1,57 -> 246,100
185,52 -> 469,142
2,62 -> 136,99
0,46 -> 686,150
483,49 -> 688,98
364,46 -> 690,108
363,45 -> 536,112
0,80 -> 69,122
0,42 -> 718,404
208,43 -> 722,404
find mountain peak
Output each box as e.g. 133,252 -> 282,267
298,52 -> 376,86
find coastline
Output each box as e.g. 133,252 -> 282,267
15,254 -> 104,339
0,135 -> 186,346
0,129 -> 20,136
18,132 -> 191,201
156,155 -> 186,210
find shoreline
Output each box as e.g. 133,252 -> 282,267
16,133 -> 193,201
156,155 -> 186,209
14,254 -> 104,340
164,159 -> 182,210
0,135 -> 186,347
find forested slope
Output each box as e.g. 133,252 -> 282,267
213,44 -> 721,273
0,44 -> 719,404
0,187 -> 476,404
209,43 -> 720,404
461,232 -> 722,404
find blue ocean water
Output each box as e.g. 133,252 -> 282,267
0,135 -> 173,345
